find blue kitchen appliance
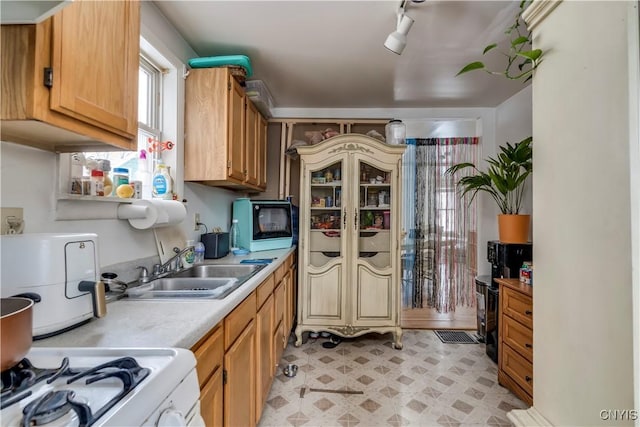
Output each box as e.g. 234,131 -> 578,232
232,198 -> 293,252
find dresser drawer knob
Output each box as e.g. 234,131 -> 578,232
525,310 -> 532,315
525,375 -> 532,383
525,343 -> 532,348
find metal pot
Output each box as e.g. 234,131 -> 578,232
1,297 -> 34,371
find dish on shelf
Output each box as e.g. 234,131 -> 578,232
322,231 -> 340,238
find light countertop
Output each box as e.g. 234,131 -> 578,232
34,247 -> 296,350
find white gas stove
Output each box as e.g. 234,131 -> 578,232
0,347 -> 204,427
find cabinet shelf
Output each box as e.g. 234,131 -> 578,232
57,194 -> 135,203
311,182 -> 342,187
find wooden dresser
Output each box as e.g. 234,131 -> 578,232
496,278 -> 533,406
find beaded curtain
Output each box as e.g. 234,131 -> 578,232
401,138 -> 478,313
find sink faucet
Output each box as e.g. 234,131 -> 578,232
158,246 -> 194,274
137,246 -> 195,284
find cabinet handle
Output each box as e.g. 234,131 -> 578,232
525,310 -> 532,315
525,343 -> 532,348
354,209 -> 358,230
525,375 -> 532,383
343,209 -> 347,229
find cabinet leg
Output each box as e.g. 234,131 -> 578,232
392,328 -> 403,350
294,326 -> 303,347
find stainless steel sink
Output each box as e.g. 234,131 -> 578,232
125,263 -> 266,300
172,264 -> 264,279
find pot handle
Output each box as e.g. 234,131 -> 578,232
11,292 -> 42,303
78,281 -> 107,318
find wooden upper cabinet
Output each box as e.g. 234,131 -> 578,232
185,67 -> 268,192
0,0 -> 140,152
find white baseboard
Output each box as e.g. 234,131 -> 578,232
507,407 -> 553,427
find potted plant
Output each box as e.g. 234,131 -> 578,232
445,136 -> 532,243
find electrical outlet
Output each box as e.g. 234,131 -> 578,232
194,213 -> 200,231
1,207 -> 24,235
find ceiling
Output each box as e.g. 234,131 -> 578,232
153,0 -> 530,110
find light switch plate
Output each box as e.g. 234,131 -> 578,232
1,207 -> 24,235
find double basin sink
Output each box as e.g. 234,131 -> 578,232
126,264 -> 266,300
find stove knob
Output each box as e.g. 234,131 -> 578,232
157,407 -> 187,427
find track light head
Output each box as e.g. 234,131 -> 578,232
384,13 -> 414,55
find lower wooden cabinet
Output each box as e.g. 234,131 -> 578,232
192,252 -> 297,427
497,278 -> 533,406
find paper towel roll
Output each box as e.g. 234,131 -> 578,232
119,199 -> 187,229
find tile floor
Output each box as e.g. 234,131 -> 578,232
258,330 -> 528,427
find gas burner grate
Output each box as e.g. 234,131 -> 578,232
434,330 -> 478,344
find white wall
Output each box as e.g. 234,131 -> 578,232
495,86 -> 533,243
529,1 -> 635,425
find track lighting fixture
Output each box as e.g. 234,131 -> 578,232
383,1 -> 415,55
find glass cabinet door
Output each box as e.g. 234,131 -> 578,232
357,160 -> 392,269
307,160 -> 344,268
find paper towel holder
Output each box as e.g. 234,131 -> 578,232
55,197 -> 187,228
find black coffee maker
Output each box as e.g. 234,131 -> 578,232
484,240 -> 532,363
487,240 -> 532,285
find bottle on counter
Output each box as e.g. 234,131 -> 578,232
152,163 -> 173,200
182,240 -> 195,268
97,159 -> 112,196
194,242 -> 205,264
90,170 -> 104,196
230,219 -> 240,251
112,167 -> 129,196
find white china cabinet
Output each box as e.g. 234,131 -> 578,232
294,134 -> 406,349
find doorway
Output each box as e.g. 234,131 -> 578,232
400,135 -> 479,329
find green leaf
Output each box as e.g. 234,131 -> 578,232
511,36 -> 529,47
456,62 -> 485,76
483,43 -> 498,54
516,49 -> 543,61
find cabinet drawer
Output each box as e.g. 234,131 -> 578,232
502,286 -> 533,329
256,274 -> 275,309
309,231 -> 341,252
192,324 -> 224,388
274,262 -> 286,284
502,344 -> 533,396
503,315 -> 533,362
225,292 -> 256,351
358,231 -> 391,252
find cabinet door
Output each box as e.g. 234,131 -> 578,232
245,100 -> 259,186
227,76 -> 245,182
301,156 -> 348,324
258,114 -> 268,190
273,279 -> 286,365
255,294 -> 274,423
224,320 -> 256,427
50,0 -> 139,138
351,155 -> 396,325
200,367 -> 223,427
